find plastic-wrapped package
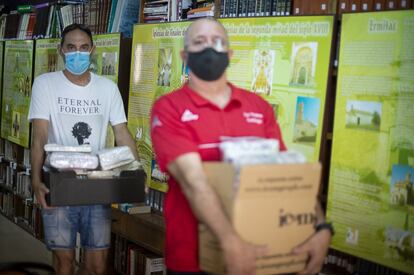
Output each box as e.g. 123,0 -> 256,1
219,137 -> 280,165
219,137 -> 307,195
113,160 -> 143,172
87,170 -> 116,179
49,152 -> 99,170
44,143 -> 93,153
97,146 -> 135,170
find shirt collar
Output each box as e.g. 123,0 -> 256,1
184,82 -> 242,108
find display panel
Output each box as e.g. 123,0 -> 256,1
1,40 -> 34,148
326,11 -> 414,273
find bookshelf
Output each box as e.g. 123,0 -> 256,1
0,0 -> 140,40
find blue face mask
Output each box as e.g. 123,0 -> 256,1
64,51 -> 91,75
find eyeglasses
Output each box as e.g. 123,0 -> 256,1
188,37 -> 228,53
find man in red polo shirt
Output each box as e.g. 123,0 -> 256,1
150,18 -> 332,275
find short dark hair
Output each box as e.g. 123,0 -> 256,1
61,23 -> 93,46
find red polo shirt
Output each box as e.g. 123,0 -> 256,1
150,83 -> 286,272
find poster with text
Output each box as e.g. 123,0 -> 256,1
34,38 -> 64,78
128,22 -> 190,192
1,40 -> 33,148
92,33 -> 122,148
0,42 -> 4,107
128,16 -> 334,192
326,11 -> 414,273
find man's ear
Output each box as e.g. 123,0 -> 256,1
228,49 -> 233,59
180,49 -> 187,62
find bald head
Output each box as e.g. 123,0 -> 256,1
184,18 -> 229,51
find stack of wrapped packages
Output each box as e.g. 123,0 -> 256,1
44,144 -> 142,178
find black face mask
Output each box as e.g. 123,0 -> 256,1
187,47 -> 229,81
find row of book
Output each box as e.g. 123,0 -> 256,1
321,249 -> 407,275
144,0 -> 170,23
0,2 -> 84,40
336,0 -> 413,13
143,0 -> 216,23
0,191 -> 14,218
187,2 -> 215,19
146,187 -> 165,214
220,0 -> 413,18
0,189 -> 44,239
220,0 -> 293,17
2,140 -> 30,169
0,0 -> 141,39
112,233 -> 165,275
0,162 -> 31,200
293,0 -> 413,15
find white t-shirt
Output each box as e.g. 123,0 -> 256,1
28,71 -> 127,152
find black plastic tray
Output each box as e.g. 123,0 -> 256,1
43,169 -> 146,206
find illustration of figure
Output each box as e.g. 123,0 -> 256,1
12,113 -> 20,137
24,76 -> 31,97
72,121 -> 92,145
251,50 -> 274,95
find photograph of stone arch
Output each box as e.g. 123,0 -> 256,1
251,49 -> 275,95
346,100 -> 382,131
290,42 -> 318,87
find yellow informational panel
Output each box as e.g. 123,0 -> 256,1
0,41 -> 4,106
128,21 -> 191,192
128,16 -> 334,192
92,33 -> 122,148
326,11 -> 414,273
1,40 -> 34,148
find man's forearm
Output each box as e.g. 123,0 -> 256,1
30,120 -> 48,186
113,123 -> 139,160
185,175 -> 235,243
31,141 -> 45,186
169,155 -> 236,245
118,137 -> 139,160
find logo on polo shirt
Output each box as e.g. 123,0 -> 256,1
152,116 -> 163,129
243,112 -> 263,124
181,109 -> 199,122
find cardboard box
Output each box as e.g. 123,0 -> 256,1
43,170 -> 146,206
199,162 -> 321,275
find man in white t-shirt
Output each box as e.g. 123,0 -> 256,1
28,24 -> 138,275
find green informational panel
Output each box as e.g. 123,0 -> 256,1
34,38 -> 64,78
128,16 -> 334,192
92,33 -> 122,148
1,40 -> 34,148
326,11 -> 414,273
0,41 -> 4,105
